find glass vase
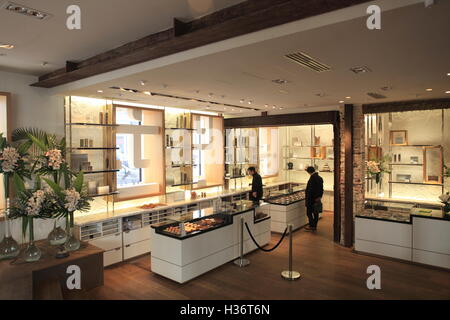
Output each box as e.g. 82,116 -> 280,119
23,217 -> 41,263
0,199 -> 20,260
47,219 -> 67,246
64,213 -> 80,252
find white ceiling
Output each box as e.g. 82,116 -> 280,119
61,1 -> 450,116
0,0 -> 245,75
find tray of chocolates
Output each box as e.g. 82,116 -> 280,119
266,190 -> 306,205
155,213 -> 230,239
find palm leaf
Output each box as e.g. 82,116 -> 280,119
73,172 -> 84,193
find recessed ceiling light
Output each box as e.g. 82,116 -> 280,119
272,79 -> 289,85
345,96 -> 351,99
140,80 -> 146,86
425,88 -> 433,92
4,2 -> 51,20
447,73 -> 450,76
339,100 -> 345,103
279,107 -> 284,110
272,105 -> 276,109
231,108 -> 235,111
0,44 -> 14,49
349,66 -> 372,74
97,90 -> 103,93
264,104 -> 268,108
143,91 -> 152,96
41,61 -> 48,67
446,91 -> 450,94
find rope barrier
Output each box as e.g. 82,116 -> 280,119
244,222 -> 288,252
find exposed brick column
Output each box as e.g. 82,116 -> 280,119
338,104 -> 365,246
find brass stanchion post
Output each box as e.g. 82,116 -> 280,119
281,224 -> 301,280
234,216 -> 250,267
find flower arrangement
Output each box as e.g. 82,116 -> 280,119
366,155 -> 391,184
439,192 -> 450,218
0,128 -> 94,260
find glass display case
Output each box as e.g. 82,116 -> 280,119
153,209 -> 232,239
265,188 -> 306,206
365,109 -> 448,203
359,198 -> 445,223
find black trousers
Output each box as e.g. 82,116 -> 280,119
306,204 -> 319,228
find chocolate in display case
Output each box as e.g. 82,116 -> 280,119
152,207 -> 232,239
266,189 -> 306,205
358,199 -> 446,223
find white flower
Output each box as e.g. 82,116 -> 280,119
64,188 -> 81,212
439,193 -> 450,203
45,149 -> 63,170
366,161 -> 381,174
0,147 -> 20,173
26,190 -> 46,216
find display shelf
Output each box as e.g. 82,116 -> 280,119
66,122 -> 119,127
389,163 -> 423,166
388,181 -> 443,186
71,147 -> 119,150
166,127 -> 195,131
91,191 -> 120,198
82,169 -> 120,175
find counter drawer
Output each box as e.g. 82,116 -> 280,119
124,239 -> 151,260
123,227 -> 151,246
89,232 -> 122,251
104,247 -> 123,267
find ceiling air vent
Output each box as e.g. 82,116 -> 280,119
367,92 -> 387,99
284,52 -> 331,73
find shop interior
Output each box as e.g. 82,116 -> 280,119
0,0 -> 449,300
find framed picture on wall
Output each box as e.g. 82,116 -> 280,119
390,130 -> 408,146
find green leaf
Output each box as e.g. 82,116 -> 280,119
22,216 -> 28,239
73,171 -> 84,193
13,173 -> 26,193
43,178 -> 63,197
27,133 -> 48,152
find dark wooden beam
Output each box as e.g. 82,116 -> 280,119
32,0 -> 371,88
344,104 -> 353,247
363,98 -> 450,114
224,111 -> 338,128
173,18 -> 191,37
65,61 -> 78,73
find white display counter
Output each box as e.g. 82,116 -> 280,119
150,205 -> 271,283
355,214 -> 450,269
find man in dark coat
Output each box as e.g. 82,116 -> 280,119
304,166 -> 324,231
248,166 -> 263,204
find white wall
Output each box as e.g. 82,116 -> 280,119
0,70 -> 64,136
0,70 -> 64,242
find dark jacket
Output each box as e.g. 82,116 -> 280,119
305,172 -> 324,207
250,172 -> 263,201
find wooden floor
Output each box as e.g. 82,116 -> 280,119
73,212 -> 450,300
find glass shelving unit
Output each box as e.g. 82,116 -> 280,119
65,96 -> 118,212
281,125 -> 334,189
224,128 -> 258,190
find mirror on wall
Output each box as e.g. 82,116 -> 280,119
423,146 -> 443,184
